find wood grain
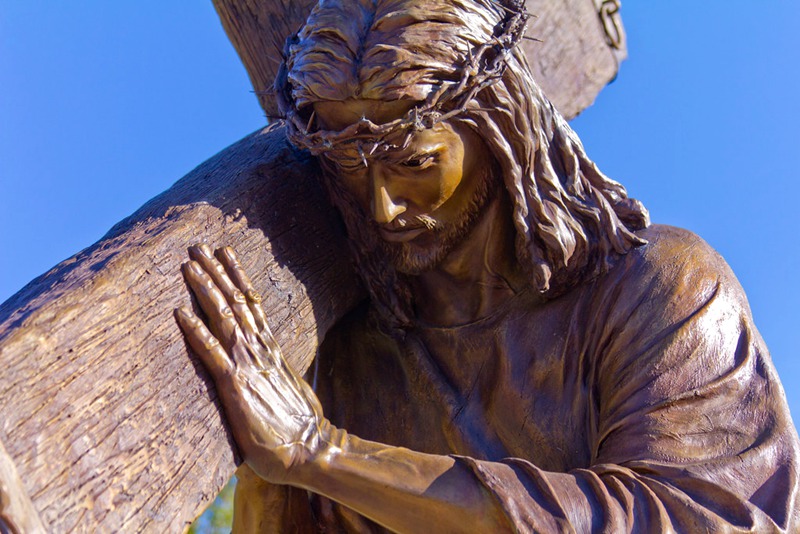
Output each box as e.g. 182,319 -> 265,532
0,1 -> 626,530
212,0 -> 626,120
523,0 -> 626,119
0,126 -> 362,532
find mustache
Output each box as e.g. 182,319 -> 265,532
411,215 -> 437,230
382,214 -> 439,232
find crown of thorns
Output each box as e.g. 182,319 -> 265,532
274,0 -> 530,161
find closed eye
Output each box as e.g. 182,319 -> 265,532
336,161 -> 367,172
401,153 -> 437,170
325,154 -> 366,173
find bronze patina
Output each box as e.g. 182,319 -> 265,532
178,0 -> 800,531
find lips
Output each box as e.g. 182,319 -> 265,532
378,225 -> 427,242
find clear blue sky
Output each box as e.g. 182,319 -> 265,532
1,3 -> 799,426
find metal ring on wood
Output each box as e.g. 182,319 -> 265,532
598,0 -> 624,49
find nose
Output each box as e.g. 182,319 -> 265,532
370,167 -> 406,224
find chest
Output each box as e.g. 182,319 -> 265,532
318,316 -> 599,472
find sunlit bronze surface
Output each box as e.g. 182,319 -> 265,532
178,0 -> 800,531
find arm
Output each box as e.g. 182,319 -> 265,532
177,239 -> 799,533
176,245 -> 507,533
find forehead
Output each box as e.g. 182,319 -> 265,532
313,99 -> 417,130
312,99 -> 461,164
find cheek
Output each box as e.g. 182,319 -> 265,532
336,174 -> 371,211
429,128 -> 468,211
426,163 -> 465,213
438,166 -> 463,204
407,176 -> 448,208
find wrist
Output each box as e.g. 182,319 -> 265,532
288,418 -> 346,488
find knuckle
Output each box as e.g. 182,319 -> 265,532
203,337 -> 220,351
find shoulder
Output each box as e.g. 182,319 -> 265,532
628,224 -> 733,282
609,224 -> 748,312
637,224 -> 729,263
584,224 -> 758,362
586,226 -> 759,407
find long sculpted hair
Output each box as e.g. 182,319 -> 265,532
276,0 -> 650,331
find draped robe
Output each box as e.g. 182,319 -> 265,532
259,224 -> 800,532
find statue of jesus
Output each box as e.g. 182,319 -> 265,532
176,0 -> 800,531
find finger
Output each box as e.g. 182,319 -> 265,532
215,247 -> 274,345
175,306 -> 233,379
208,245 -> 279,367
188,244 -> 261,339
182,260 -> 240,347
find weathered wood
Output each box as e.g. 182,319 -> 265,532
0,126 -> 362,532
0,2 -> 626,531
524,0 -> 626,119
212,0 -> 626,120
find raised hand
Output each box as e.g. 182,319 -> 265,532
175,244 -> 329,484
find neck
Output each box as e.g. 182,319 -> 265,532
410,192 -> 528,326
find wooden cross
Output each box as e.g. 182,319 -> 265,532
0,1 -> 625,531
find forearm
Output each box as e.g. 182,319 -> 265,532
176,247 -> 504,531
284,428 -> 783,533
288,426 -> 511,533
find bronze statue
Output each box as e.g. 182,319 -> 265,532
177,0 -> 800,531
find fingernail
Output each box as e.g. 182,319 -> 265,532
175,307 -> 194,324
187,261 -> 203,275
189,243 -> 211,260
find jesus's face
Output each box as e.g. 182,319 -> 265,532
314,99 -> 496,275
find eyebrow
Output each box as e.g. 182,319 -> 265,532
324,136 -> 447,169
390,141 -> 446,161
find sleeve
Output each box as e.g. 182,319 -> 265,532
456,227 -> 800,533
232,466 -> 321,533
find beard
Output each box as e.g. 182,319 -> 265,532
376,170 -> 496,275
